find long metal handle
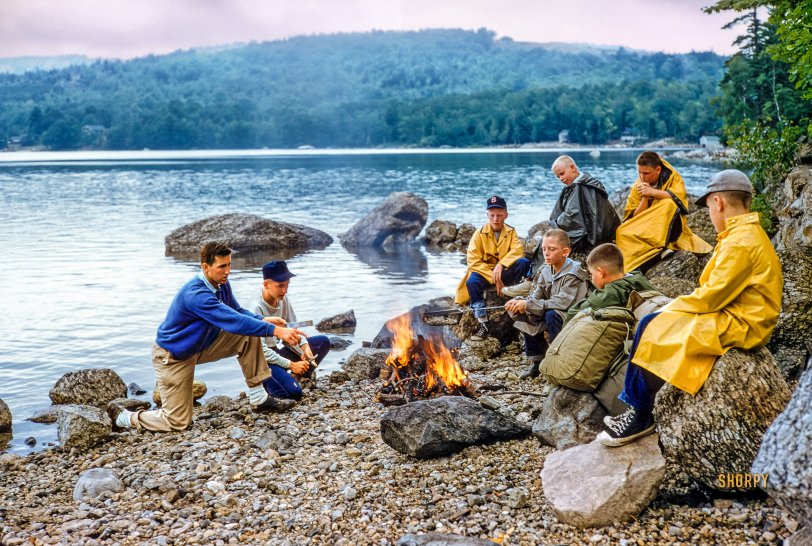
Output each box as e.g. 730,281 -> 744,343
423,305 -> 505,317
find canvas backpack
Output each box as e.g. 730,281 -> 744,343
540,305 -> 636,391
592,289 -> 673,414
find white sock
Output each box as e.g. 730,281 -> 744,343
248,385 -> 269,405
116,409 -> 134,429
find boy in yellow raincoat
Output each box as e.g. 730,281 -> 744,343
598,170 -> 782,446
455,195 -> 531,340
616,151 -> 713,272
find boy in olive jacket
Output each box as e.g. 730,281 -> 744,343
567,244 -> 655,322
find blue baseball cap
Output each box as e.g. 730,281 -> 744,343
262,260 -> 296,282
486,195 -> 507,209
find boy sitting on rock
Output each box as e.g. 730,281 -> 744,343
505,229 -> 591,379
455,195 -> 532,340
598,170 -> 782,447
567,243 -> 656,322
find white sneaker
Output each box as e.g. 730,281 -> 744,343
501,278 -> 533,298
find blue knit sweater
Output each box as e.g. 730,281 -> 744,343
156,275 -> 276,360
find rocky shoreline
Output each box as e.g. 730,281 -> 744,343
0,352 -> 800,546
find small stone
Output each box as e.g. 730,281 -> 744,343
713,499 -> 733,509
24,437 -> 36,447
343,486 -> 357,500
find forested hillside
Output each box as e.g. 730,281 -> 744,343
0,29 -> 726,150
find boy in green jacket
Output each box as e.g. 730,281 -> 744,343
567,243 -> 655,320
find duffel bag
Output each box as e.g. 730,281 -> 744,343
540,306 -> 635,391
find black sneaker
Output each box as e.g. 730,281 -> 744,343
597,407 -> 655,447
253,395 -> 295,413
470,322 -> 489,341
106,400 -> 130,431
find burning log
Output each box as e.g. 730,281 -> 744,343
377,313 -> 472,402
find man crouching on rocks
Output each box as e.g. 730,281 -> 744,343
108,241 -> 306,432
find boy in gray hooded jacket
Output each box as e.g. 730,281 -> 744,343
505,229 -> 592,379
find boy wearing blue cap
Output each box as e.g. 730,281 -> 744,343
454,195 -> 532,340
254,260 -> 332,400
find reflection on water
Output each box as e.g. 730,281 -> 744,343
0,149 -> 722,454
348,244 -> 429,280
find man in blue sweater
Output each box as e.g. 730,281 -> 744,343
108,241 -> 306,432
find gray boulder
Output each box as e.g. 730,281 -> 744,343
458,337 -> 501,362
343,348 -> 389,381
423,220 -> 476,253
340,192 -> 429,248
202,395 -> 238,414
752,365 -> 812,533
164,213 -> 333,255
0,399 -> 10,433
772,163 -> 812,249
380,396 -> 529,458
654,348 -> 791,492
649,276 -> 698,298
107,398 -> 151,413
316,310 -> 356,332
50,368 -> 127,406
423,220 -> 458,247
73,468 -> 123,501
541,434 -> 666,528
57,405 -> 111,451
532,387 -> 608,450
686,208 -> 716,248
769,248 -> 812,380
397,533 -> 498,546
328,336 -> 352,351
645,250 -> 703,284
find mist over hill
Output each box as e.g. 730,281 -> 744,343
0,29 -> 726,150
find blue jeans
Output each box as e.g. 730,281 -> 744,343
263,364 -> 303,401
522,310 -> 564,357
467,257 -> 532,319
619,312 -> 666,413
271,335 -> 331,366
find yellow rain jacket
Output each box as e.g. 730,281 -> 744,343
616,159 -> 712,272
454,223 -> 525,304
631,213 -> 782,395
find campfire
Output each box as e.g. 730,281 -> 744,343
376,313 -> 474,405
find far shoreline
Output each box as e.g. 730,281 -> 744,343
0,144 -> 707,164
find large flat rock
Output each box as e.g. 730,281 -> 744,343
541,434 -> 665,528
380,396 -> 529,458
164,213 -> 333,256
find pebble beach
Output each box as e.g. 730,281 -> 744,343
0,346 -> 798,546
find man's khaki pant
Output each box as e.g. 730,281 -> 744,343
135,331 -> 272,432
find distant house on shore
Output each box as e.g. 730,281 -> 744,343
6,135 -> 25,151
82,125 -> 106,136
700,135 -> 722,150
558,130 -> 569,144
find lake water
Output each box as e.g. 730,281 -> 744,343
0,148 -> 720,453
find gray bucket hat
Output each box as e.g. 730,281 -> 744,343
695,169 -> 754,208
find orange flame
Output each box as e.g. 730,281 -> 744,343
385,314 -> 414,368
385,313 -> 468,391
423,339 -> 468,390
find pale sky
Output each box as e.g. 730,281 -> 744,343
0,0 -> 743,59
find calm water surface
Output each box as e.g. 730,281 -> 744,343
0,148 -> 720,453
